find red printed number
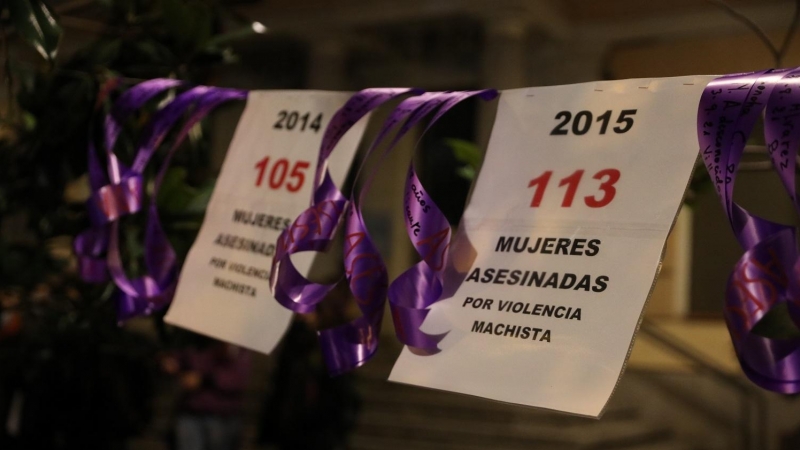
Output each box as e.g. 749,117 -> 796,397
254,157 -> 311,192
528,168 -> 620,208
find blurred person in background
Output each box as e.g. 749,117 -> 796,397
258,283 -> 362,450
162,337 -> 252,450
0,290 -> 22,449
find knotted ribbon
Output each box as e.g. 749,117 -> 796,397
76,79 -> 247,321
109,86 -> 248,321
74,79 -> 182,283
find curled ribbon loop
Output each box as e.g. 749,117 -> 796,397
271,88 -> 424,375
763,68 -> 800,331
725,230 -> 800,393
270,88 -> 420,314
699,67 -> 800,392
107,87 -> 248,321
387,90 -> 498,355
75,79 -> 183,283
319,91 -> 453,373
271,89 -> 498,374
327,90 -> 497,370
107,86 -> 215,320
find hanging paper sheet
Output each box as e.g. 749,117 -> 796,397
389,76 -> 714,417
166,91 -> 367,354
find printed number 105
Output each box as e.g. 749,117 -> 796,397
254,157 -> 310,192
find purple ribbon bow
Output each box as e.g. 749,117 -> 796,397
75,79 -> 183,283
77,79 -> 247,322
112,87 -> 248,321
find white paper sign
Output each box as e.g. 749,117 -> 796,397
166,91 -> 366,354
389,76 -> 714,417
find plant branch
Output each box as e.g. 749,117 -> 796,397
778,0 -> 800,65
707,0 -> 781,65
0,18 -> 13,121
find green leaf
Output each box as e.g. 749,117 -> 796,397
91,39 -> 122,66
21,111 -> 36,131
166,220 -> 202,231
205,25 -> 263,49
183,183 -> 214,214
160,0 -> 212,52
444,138 -> 482,169
8,0 -> 62,61
455,165 -> 476,181
156,167 -> 196,214
156,167 -> 214,216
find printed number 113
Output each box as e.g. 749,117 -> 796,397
528,169 -> 620,208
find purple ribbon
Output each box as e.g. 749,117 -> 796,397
109,87 -> 247,322
319,92 -> 459,373
270,88 -> 420,314
387,90 -> 498,355
271,89 -> 497,374
270,88 -> 421,374
725,230 -> 800,393
75,79 -> 183,283
76,79 -> 247,321
699,67 -> 800,392
764,68 -> 800,332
